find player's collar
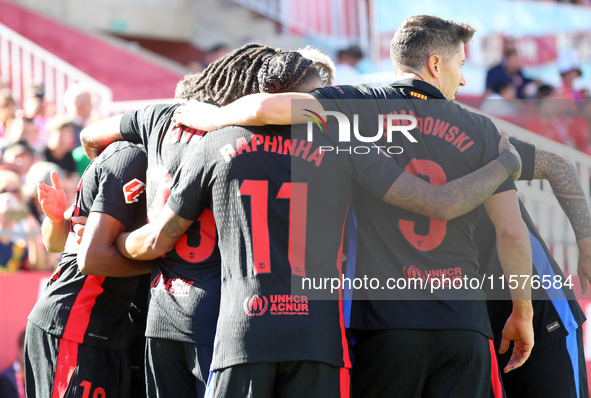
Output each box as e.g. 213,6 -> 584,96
389,79 -> 445,99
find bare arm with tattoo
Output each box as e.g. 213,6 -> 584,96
383,135 -> 521,221
533,148 -> 591,292
116,204 -> 193,260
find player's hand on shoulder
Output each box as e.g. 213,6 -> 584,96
72,216 -> 87,245
37,171 -> 68,222
172,99 -> 219,131
498,133 -> 522,181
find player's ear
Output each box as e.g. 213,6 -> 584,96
426,54 -> 442,78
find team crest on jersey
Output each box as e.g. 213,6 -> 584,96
123,178 -> 146,204
48,267 -> 62,285
152,274 -> 194,296
244,295 -> 269,316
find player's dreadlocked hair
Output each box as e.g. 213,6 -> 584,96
176,43 -> 280,106
257,52 -> 321,94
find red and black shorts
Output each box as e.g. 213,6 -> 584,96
24,322 -> 131,398
206,361 -> 350,398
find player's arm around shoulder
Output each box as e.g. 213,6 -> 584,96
116,204 -> 193,261
382,134 -> 522,220
77,144 -> 152,276
80,115 -> 124,160
78,211 -> 151,276
171,92 -> 323,130
484,189 -> 534,373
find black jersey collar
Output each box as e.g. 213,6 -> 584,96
389,79 -> 446,99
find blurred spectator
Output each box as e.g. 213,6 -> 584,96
535,84 -> 555,100
0,330 -> 25,398
71,146 -> 92,177
64,83 -> 93,146
0,170 -> 23,202
0,193 -> 30,272
7,118 -> 40,151
481,80 -> 519,117
0,174 -> 55,272
0,89 -> 16,139
41,116 -> 77,175
1,142 -> 37,183
21,83 -> 50,148
525,97 -> 572,145
297,46 -> 336,87
334,45 -> 364,85
189,43 -> 230,72
557,49 -> 584,102
485,48 -> 534,99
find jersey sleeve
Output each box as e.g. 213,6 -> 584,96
167,137 -> 212,221
90,145 -> 148,229
310,85 -> 379,117
311,85 -> 374,101
509,137 -> 536,181
120,103 -> 178,147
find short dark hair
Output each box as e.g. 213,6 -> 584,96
504,48 -> 518,59
337,45 -> 363,61
492,80 -> 513,94
390,15 -> 475,72
257,52 -> 320,94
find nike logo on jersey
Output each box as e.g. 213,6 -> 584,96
123,178 -> 146,204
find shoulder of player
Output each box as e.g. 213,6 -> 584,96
93,142 -> 147,173
139,102 -> 180,115
207,125 -> 287,142
129,103 -> 180,128
312,84 -> 377,100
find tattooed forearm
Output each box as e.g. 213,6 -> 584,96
383,158 -> 510,220
161,215 -> 186,240
534,149 -> 584,195
534,148 -> 591,240
557,197 -> 591,240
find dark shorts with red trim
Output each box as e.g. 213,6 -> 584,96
24,322 -> 131,398
205,361 -> 350,398
350,329 -> 505,398
145,337 -> 212,398
496,326 -> 588,398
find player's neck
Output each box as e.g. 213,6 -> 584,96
395,70 -> 439,92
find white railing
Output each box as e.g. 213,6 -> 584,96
0,22 -> 113,117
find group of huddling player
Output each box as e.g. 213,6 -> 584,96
23,15 -> 591,398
